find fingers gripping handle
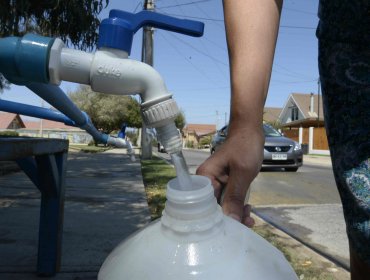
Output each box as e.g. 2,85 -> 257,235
98,10 -> 204,54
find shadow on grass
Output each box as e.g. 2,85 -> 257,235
141,156 -> 176,220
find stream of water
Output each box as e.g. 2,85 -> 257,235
170,151 -> 193,190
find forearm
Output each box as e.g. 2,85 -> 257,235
223,0 -> 282,132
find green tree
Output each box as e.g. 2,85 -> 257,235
174,110 -> 186,132
69,85 -> 142,133
0,0 -> 109,92
199,135 -> 212,148
125,97 -> 142,128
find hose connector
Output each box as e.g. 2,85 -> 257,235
142,98 -> 179,127
155,123 -> 182,154
142,98 -> 182,154
107,136 -> 136,161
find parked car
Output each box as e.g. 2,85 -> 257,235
210,124 -> 303,172
157,142 -> 166,153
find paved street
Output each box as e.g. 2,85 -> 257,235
157,149 -> 350,270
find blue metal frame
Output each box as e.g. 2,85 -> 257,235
0,99 -> 76,126
0,137 -> 68,276
0,84 -> 110,145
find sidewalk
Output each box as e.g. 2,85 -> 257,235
303,154 -> 332,167
0,148 -> 150,279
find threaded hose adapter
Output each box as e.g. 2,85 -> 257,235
142,99 -> 182,154
156,122 -> 182,154
141,98 -> 179,128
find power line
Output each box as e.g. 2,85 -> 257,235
194,0 -> 225,29
156,10 -> 223,21
170,86 -> 229,92
133,1 -> 143,13
158,0 -> 211,9
280,25 -> 315,30
155,10 -> 317,29
202,36 -> 227,51
283,7 -> 317,16
159,1 -> 226,74
168,32 -> 228,66
270,79 -> 317,84
158,31 -> 224,86
273,63 -> 316,80
159,1 -> 317,16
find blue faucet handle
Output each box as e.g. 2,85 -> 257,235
110,10 -> 204,37
98,10 -> 204,54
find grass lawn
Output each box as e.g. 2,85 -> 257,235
141,155 -> 347,279
141,156 -> 176,220
69,144 -> 112,153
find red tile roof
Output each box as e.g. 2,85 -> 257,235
0,112 -> 25,129
22,119 -> 76,130
1,112 -> 78,131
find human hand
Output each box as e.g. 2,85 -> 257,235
196,126 -> 264,227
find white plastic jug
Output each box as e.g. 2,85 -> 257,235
98,175 -> 298,279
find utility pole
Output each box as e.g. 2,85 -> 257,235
140,0 -> 155,159
317,78 -> 321,128
215,110 -> 219,129
39,100 -> 44,137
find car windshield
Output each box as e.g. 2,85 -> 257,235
263,124 -> 282,137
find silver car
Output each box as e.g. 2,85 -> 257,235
210,124 -> 303,172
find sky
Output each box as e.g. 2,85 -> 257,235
1,0 -> 320,129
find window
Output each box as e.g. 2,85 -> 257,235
291,106 -> 299,121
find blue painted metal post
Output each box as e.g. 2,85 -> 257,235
1,137 -> 69,276
35,152 -> 67,275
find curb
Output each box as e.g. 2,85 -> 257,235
303,155 -> 332,167
252,213 -> 350,278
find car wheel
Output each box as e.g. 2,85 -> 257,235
285,167 -> 298,172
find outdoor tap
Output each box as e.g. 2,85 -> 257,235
49,10 -> 204,153
0,10 -> 204,155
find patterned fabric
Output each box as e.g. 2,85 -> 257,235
345,159 -> 370,209
317,0 -> 370,44
318,37 -> 370,263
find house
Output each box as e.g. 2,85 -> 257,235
0,110 -> 92,143
278,93 -> 328,155
183,124 -> 216,148
279,93 -> 324,128
0,112 -> 25,130
20,119 -> 92,144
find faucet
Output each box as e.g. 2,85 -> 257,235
0,10 -> 204,155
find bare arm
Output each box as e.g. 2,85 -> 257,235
197,0 -> 282,226
225,0 -> 282,128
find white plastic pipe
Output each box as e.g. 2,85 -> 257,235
49,39 -> 182,154
49,39 -> 172,106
